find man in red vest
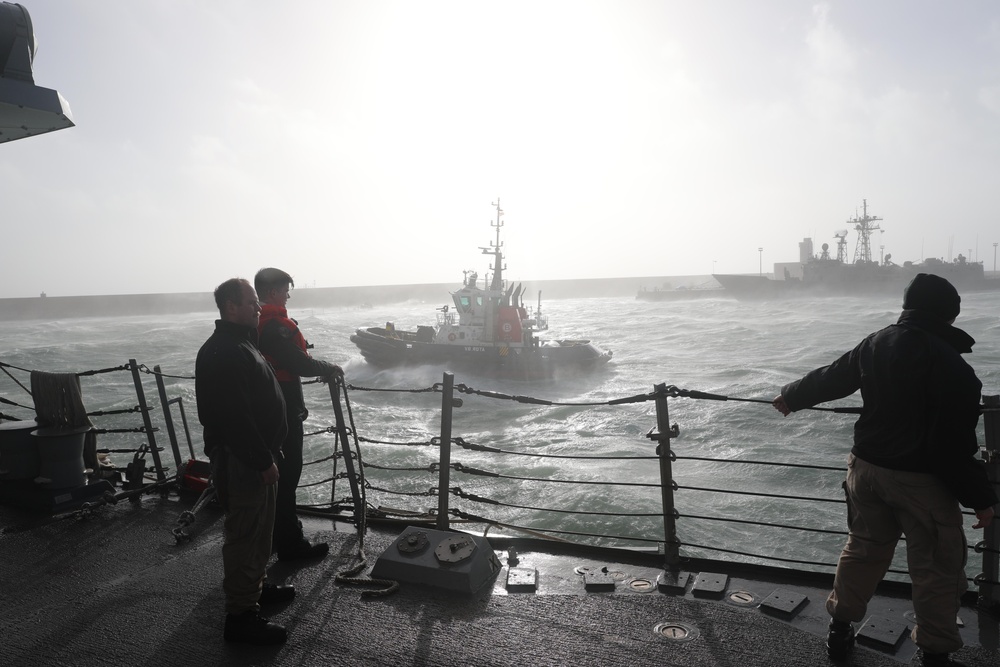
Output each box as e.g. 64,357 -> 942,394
255,268 -> 343,561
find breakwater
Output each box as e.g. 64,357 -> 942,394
0,275 -> 709,321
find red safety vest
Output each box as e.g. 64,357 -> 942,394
257,303 -> 307,383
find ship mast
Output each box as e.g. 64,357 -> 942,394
849,199 -> 882,265
483,199 -> 506,291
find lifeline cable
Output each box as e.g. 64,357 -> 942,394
663,385 -> 863,414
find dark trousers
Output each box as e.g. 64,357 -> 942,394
273,415 -> 305,552
215,453 -> 275,614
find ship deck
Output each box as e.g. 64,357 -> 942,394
2,494 -> 998,667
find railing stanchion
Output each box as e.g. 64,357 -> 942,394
129,358 -> 166,482
328,378 -> 361,522
152,364 -> 183,473
436,372 -> 456,531
980,395 -> 1000,613
652,383 -> 680,568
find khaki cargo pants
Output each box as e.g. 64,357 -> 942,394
826,453 -> 968,654
216,453 -> 277,615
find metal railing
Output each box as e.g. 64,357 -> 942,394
1,359 -> 997,611
306,372 -> 1000,612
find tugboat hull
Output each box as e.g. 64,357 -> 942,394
350,327 -> 611,380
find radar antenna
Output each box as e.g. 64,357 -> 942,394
481,199 -> 506,291
849,200 -> 882,264
833,229 -> 848,263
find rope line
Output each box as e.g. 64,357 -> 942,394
674,454 -> 845,472
680,512 -> 849,536
346,383 -> 439,394
454,383 -> 655,407
663,385 -> 862,414
87,405 -> 149,417
358,435 -> 435,447
677,483 -> 845,504
365,481 -> 436,497
77,364 -> 131,377
334,545 -> 399,597
0,396 -> 32,410
304,426 -> 337,437
1,364 -> 31,395
450,486 -> 663,517
298,476 -> 335,489
974,542 -> 1000,556
98,447 -> 164,454
455,437 -> 658,460
0,360 -> 33,373
138,364 -> 194,380
363,461 -> 436,472
452,462 -> 663,488
302,454 -> 337,467
93,427 -> 158,435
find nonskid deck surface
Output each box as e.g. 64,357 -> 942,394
0,496 -> 997,667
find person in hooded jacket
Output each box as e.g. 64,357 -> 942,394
773,273 -> 997,667
254,267 -> 343,562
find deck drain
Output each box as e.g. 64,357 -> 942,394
627,578 -> 655,593
726,590 -> 758,607
575,565 -> 627,581
654,621 -> 699,642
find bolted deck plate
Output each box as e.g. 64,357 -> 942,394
857,615 -> 910,651
506,567 -> 538,592
759,589 -> 808,617
657,570 -> 691,595
692,572 -> 729,599
583,570 -> 616,591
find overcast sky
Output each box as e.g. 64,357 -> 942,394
3,1 -> 1000,298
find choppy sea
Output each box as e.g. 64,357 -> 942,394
2,290 -> 999,577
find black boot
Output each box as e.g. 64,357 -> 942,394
223,609 -> 287,645
259,582 -> 296,605
277,537 -> 329,562
826,619 -> 855,660
920,651 -> 969,667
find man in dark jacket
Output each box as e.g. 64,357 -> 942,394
254,267 -> 343,561
196,278 -> 291,645
773,273 -> 997,667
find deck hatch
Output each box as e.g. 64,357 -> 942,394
857,615 -> 909,651
506,567 -> 537,592
583,570 -> 616,591
656,570 -> 691,594
692,572 -> 728,598
759,589 -> 807,616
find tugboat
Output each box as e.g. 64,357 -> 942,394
350,201 -> 612,380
